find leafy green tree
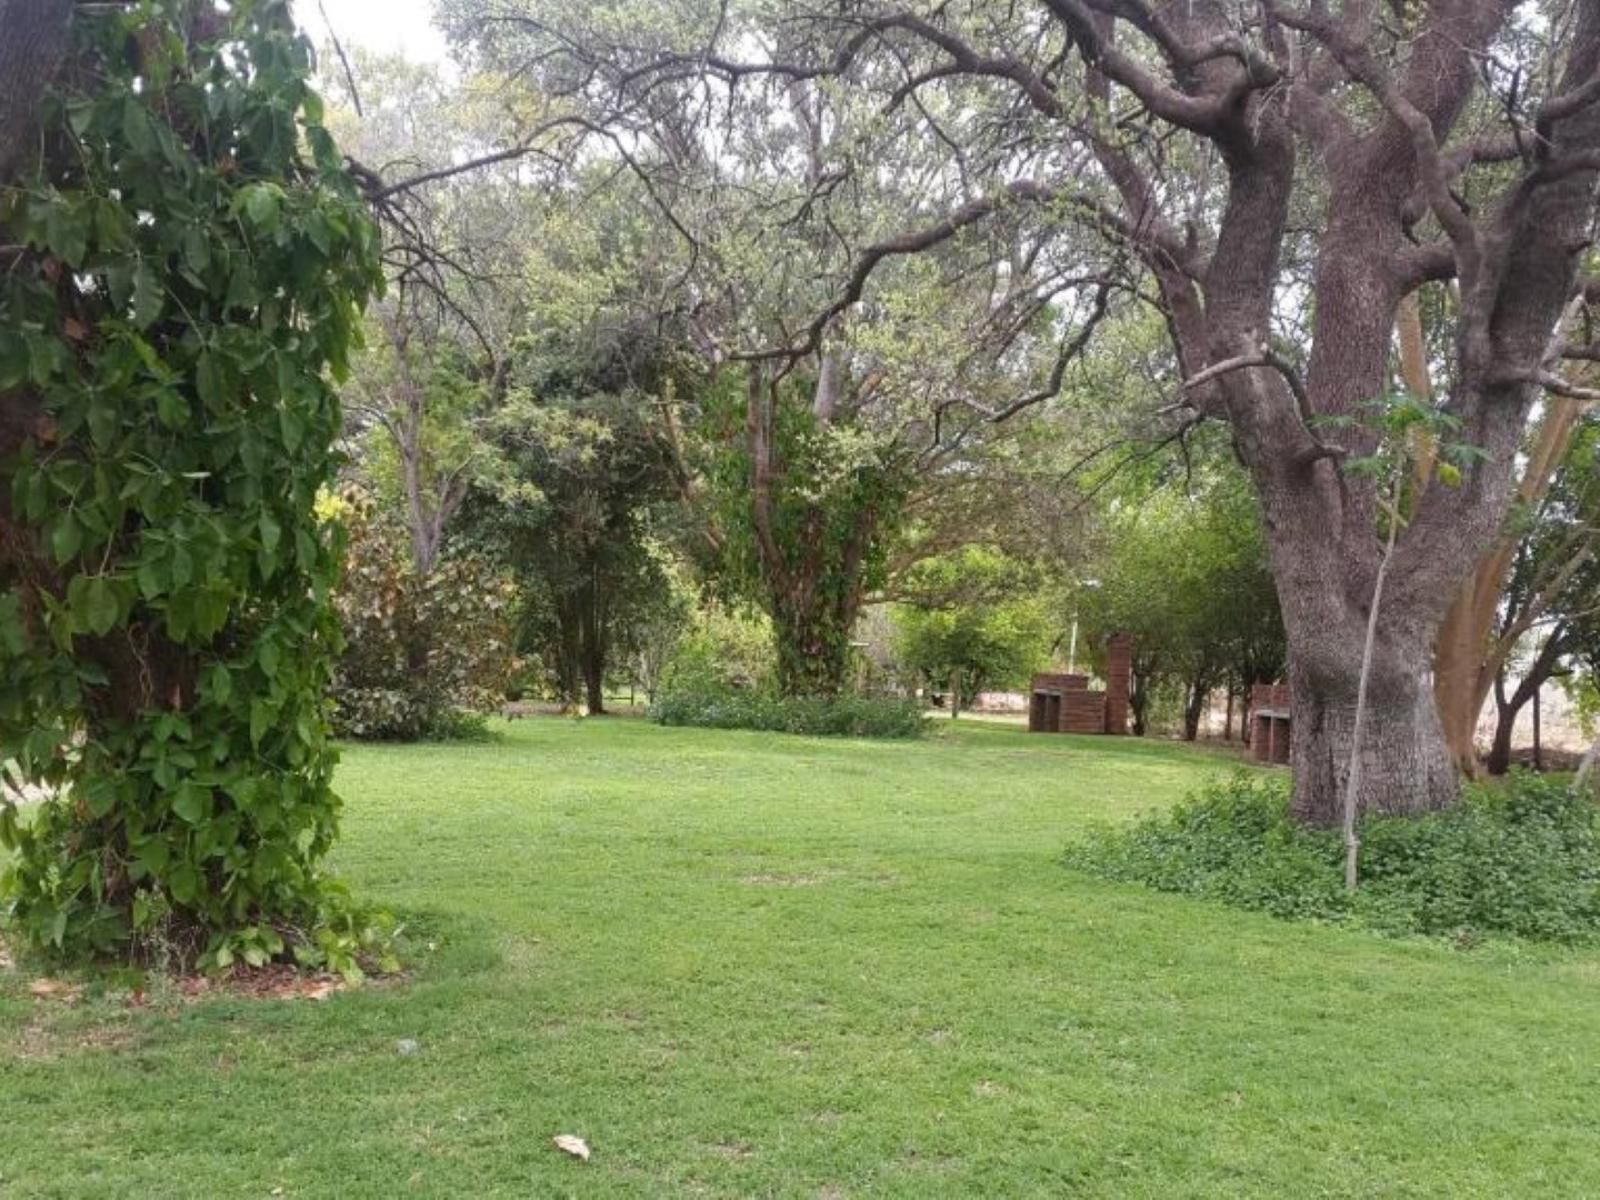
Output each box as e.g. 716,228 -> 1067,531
0,1 -> 382,966
702,369 -> 914,697
1077,470 -> 1282,739
481,390 -> 683,713
893,549 -> 1054,716
1483,417 -> 1600,773
328,489 -> 517,740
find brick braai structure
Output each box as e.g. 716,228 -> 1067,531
1103,633 -> 1131,735
1028,634 -> 1133,736
1250,682 -> 1292,765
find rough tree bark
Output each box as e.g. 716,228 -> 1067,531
0,0 -> 71,181
0,0 -> 73,571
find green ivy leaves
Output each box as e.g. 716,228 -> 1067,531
0,0 -> 382,968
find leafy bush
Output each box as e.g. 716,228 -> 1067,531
659,605 -> 776,693
330,491 -> 517,740
651,686 -> 925,739
1064,772 -> 1600,944
893,594 -> 1053,713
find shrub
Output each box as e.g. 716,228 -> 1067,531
1064,772 -> 1600,944
659,605 -> 776,694
651,686 -> 925,739
330,491 -> 517,740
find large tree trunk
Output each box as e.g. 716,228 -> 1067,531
745,361 -> 878,699
1281,577 -> 1457,825
0,0 -> 71,181
583,658 -> 606,715
770,590 -> 857,697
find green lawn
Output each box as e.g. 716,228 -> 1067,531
4,719 -> 1600,1197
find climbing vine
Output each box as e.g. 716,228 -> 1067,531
705,369 -> 911,697
0,0 -> 383,967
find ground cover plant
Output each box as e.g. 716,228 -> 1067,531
4,719 -> 1600,1197
1065,772 -> 1600,944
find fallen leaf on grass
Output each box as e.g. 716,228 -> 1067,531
552,1134 -> 591,1161
29,978 -> 84,1004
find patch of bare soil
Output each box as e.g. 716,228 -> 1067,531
161,965 -> 349,1003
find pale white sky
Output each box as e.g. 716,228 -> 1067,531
293,0 -> 450,64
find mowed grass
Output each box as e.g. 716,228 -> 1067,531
4,719 -> 1600,1198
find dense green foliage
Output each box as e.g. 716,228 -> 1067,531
655,602 -> 774,694
703,371 -> 913,697
892,548 -> 1055,713
651,686 -> 925,739
483,391 -> 682,713
329,491 -> 516,740
0,1 -> 382,966
1066,773 -> 1600,944
1075,469 -> 1282,736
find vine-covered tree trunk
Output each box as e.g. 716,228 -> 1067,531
0,4 -> 382,964
744,362 -> 890,699
0,0 -> 71,574
770,597 -> 856,696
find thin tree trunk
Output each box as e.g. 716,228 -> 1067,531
1487,674 -> 1519,776
1182,680 -> 1206,742
1129,662 -> 1153,737
1486,631 -> 1566,774
1533,687 -> 1542,772
1342,474 -> 1401,889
